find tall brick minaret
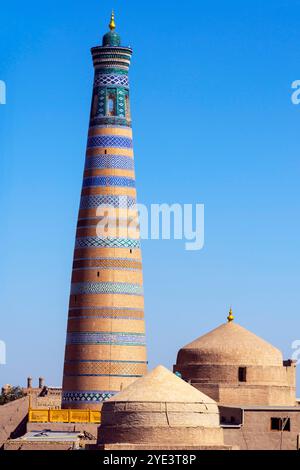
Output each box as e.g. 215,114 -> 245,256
62,12 -> 147,409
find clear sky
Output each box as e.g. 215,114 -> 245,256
0,0 -> 300,390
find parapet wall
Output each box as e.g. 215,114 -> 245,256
0,396 -> 29,448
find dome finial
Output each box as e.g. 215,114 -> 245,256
227,307 -> 234,322
109,10 -> 116,31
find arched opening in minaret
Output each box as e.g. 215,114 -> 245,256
107,93 -> 116,116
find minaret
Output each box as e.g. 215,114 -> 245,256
62,13 -> 147,409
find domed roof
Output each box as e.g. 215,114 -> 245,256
177,321 -> 283,367
102,31 -> 121,47
102,11 -> 121,47
98,366 -> 224,447
108,365 -> 217,405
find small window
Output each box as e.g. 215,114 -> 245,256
130,249 -> 132,254
238,367 -> 247,382
107,94 -> 116,116
104,149 -> 107,154
74,295 -> 77,304
97,271 -> 100,277
284,418 -> 291,431
271,418 -> 281,430
271,417 -> 291,431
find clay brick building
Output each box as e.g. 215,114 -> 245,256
2,14 -> 300,453
174,312 -> 300,450
97,365 -> 234,450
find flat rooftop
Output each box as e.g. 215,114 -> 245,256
16,431 -> 81,442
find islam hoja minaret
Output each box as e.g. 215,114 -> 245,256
62,13 -> 147,409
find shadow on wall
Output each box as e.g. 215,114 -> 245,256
0,397 -> 29,449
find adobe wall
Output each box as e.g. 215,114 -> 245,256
223,409 -> 300,450
99,426 -> 225,447
192,382 -> 296,407
0,396 -> 29,448
175,363 -> 296,386
98,443 -> 234,450
26,421 -> 98,436
101,401 -> 220,428
26,388 -> 62,409
35,395 -> 62,409
4,440 -> 79,451
98,401 -> 224,447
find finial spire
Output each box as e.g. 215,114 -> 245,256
227,307 -> 234,323
109,10 -> 116,31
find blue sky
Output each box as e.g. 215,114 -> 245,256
0,0 -> 300,390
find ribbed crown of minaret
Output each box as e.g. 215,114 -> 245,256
91,11 -> 132,71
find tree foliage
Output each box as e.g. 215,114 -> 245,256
0,386 -> 25,405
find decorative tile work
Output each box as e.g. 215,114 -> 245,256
87,135 -> 132,149
94,73 -> 129,88
64,374 -> 143,377
95,54 -> 132,61
70,281 -> 143,296
79,194 -> 136,210
62,31 -> 146,407
84,155 -> 134,171
94,67 -> 129,75
62,391 -> 116,403
82,176 -> 135,188
75,236 -> 140,249
65,359 -> 147,363
72,257 -> 142,270
117,88 -> 126,118
66,331 -> 146,346
97,88 -> 106,116
64,360 -> 146,377
77,214 -> 137,222
69,315 -> 143,321
91,116 -> 130,127
68,306 -> 144,320
77,216 -> 137,228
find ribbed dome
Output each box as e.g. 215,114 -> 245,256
177,322 -> 283,367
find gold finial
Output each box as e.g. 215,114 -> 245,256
109,10 -> 116,31
227,307 -> 234,322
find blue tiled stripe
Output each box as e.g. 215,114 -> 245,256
75,237 -> 140,249
70,281 -> 143,296
66,331 -> 146,346
62,391 -> 117,403
85,155 -> 134,170
79,194 -> 136,210
87,135 -> 132,149
82,176 -> 135,188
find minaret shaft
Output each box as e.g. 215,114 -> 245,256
62,19 -> 147,409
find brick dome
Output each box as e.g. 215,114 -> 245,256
97,365 -> 225,448
176,322 -> 283,367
